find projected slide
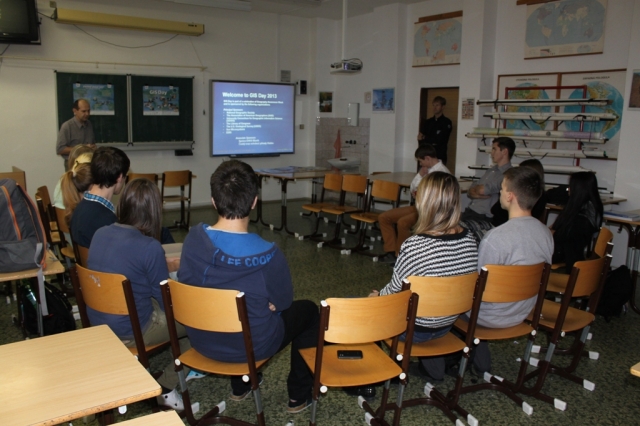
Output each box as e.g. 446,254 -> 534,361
211,81 -> 295,157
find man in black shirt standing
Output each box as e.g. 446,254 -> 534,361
417,96 -> 452,165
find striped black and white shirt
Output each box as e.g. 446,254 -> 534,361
379,228 -> 478,328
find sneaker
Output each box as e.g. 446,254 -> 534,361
343,385 -> 376,401
230,372 -> 264,401
157,388 -> 184,411
287,398 -> 313,414
186,369 -> 208,382
379,253 -> 397,264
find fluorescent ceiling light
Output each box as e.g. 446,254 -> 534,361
160,0 -> 252,11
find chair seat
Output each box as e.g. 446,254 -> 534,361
129,341 -> 169,357
529,300 -> 595,333
61,246 -> 75,260
299,342 -> 402,387
351,212 -> 380,224
163,195 -> 190,203
546,272 -> 570,293
385,332 -> 465,358
302,202 -> 332,213
454,317 -> 533,340
180,348 -> 269,376
322,205 -> 361,215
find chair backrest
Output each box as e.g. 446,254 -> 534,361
71,235 -> 89,267
322,290 -> 414,344
162,279 -> 243,333
323,173 -> 343,192
341,174 -> 368,194
127,172 -> 159,185
570,256 -> 608,298
55,207 -> 70,234
593,227 -> 614,258
36,186 -> 53,211
406,272 -> 479,318
370,179 -> 401,206
162,170 -> 191,188
35,197 -> 55,242
481,262 -> 547,303
0,167 -> 26,192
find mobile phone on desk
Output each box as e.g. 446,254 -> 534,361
337,350 -> 363,359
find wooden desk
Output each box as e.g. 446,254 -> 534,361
0,250 -> 64,282
0,325 -> 160,426
254,167 -> 330,235
118,411 -> 184,426
631,362 -> 640,377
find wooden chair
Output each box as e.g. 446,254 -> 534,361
453,263 -> 551,416
297,173 -> 343,240
35,197 -> 72,295
54,207 -> 75,264
127,172 -> 159,185
317,174 -> 368,249
346,179 -> 402,258
524,246 -> 613,403
161,171 -> 192,231
0,166 -> 27,192
70,234 -> 89,268
161,279 -> 270,426
387,272 -> 486,426
548,227 -> 614,293
299,290 -> 419,426
70,265 -> 169,372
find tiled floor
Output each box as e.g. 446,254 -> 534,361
2,201 -> 640,425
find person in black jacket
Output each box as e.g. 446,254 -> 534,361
550,172 -> 603,271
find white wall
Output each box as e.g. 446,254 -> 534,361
0,0 -> 316,204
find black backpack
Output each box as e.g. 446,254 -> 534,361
0,178 -> 47,272
596,265 -> 633,321
18,280 -> 76,336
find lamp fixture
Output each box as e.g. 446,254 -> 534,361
53,8 -> 205,36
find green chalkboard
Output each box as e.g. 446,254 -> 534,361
130,75 -> 193,142
56,72 -> 128,143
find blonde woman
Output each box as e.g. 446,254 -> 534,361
370,172 -> 478,381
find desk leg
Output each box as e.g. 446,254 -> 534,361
630,228 -> 640,315
301,177 -> 322,217
269,179 -> 287,232
250,176 -> 265,225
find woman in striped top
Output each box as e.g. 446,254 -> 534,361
370,172 -> 478,380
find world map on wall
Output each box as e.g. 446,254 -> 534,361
564,81 -> 623,139
505,83 -> 551,131
412,17 -> 462,66
525,0 -> 606,58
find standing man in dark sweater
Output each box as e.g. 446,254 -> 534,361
178,160 -> 319,414
56,99 -> 96,170
71,146 -> 130,248
418,96 -> 452,165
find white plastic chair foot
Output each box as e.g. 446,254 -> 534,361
317,242 -> 323,248
483,372 -> 493,383
118,405 -> 127,414
351,225 -> 356,230
341,238 -> 346,244
324,218 -> 329,223
299,212 -> 303,216
73,312 -> 81,321
377,236 -> 381,241
364,412 -> 374,425
217,401 -> 226,413
322,233 -> 327,237
531,345 -> 541,353
587,332 -> 593,340
529,357 -> 539,367
467,414 -> 479,426
554,398 -> 567,411
424,382 -> 435,397
455,420 -> 465,426
370,237 -> 375,242
344,229 -> 348,234
269,225 -> 274,230
522,402 -> 533,415
373,257 -> 379,262
294,233 -> 299,238
583,380 -> 595,391
345,250 -> 351,255
298,236 -> 304,241
358,395 -> 365,408
192,402 -> 200,414
589,351 -> 599,360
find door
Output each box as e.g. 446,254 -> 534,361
419,87 -> 459,176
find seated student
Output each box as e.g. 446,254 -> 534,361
71,146 -> 130,248
53,144 -> 95,210
178,160 -> 319,414
550,172 -> 603,271
489,159 -> 547,227
87,178 -> 190,410
472,167 -> 553,373
370,172 -> 477,382
378,145 -> 450,263
461,137 -> 515,221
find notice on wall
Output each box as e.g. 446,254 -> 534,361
143,86 -> 180,116
73,83 -> 115,116
461,98 -> 474,119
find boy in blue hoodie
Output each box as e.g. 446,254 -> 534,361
178,160 -> 318,413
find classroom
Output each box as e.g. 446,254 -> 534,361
2,0 -> 640,425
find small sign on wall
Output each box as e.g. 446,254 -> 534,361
461,98 -> 474,119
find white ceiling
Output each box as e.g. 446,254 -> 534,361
220,0 -> 424,20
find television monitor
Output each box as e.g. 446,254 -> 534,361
210,80 -> 295,157
0,0 -> 40,45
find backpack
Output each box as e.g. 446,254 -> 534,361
18,280 -> 76,336
0,178 -> 47,272
596,265 -> 633,321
